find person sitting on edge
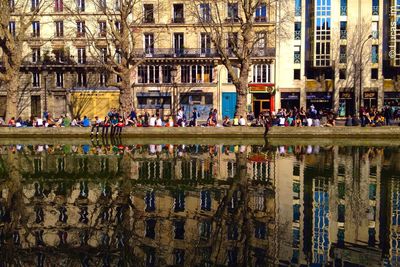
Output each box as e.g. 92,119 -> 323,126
156,116 -> 163,127
149,114 -> 157,127
82,116 -> 91,127
232,115 -> 239,126
222,116 -> 231,127
207,114 -> 216,126
295,116 -> 302,127
91,116 -> 102,136
239,116 -> 246,126
8,117 -> 15,127
166,116 -> 174,127
345,115 -> 353,126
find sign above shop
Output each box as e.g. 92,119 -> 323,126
364,92 -> 377,99
384,92 -> 400,99
281,92 -> 300,100
339,92 -> 353,99
249,83 -> 275,94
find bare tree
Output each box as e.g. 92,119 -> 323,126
188,0 -> 285,116
65,0 -> 159,114
0,0 -> 49,120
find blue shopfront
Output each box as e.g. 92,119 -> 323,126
222,92 -> 237,119
180,92 -> 213,120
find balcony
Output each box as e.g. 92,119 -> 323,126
294,53 -> 301,63
294,30 -> 301,40
143,17 -> 155,24
372,30 -> 379,39
225,17 -> 240,23
372,54 -> 378,64
251,47 -> 276,57
172,17 -> 185,23
76,32 -> 85,38
295,6 -> 301,16
340,30 -> 347,39
339,54 -> 347,64
254,16 -> 268,23
21,54 -> 99,67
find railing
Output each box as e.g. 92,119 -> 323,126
295,6 -> 301,16
143,17 -> 155,23
134,48 -> 275,58
294,30 -> 301,40
372,54 -> 378,64
340,6 -> 347,16
225,17 -> 240,23
340,30 -> 347,39
372,6 -> 379,15
372,30 -> 379,39
254,16 -> 268,22
172,17 -> 185,23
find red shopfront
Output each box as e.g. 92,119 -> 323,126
249,83 -> 275,117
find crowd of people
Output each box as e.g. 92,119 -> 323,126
1,105 -> 399,135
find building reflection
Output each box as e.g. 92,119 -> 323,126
0,143 -> 399,266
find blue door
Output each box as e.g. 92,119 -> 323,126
222,92 -> 237,119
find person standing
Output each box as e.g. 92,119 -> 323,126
190,108 -> 198,127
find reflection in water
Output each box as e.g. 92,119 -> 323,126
0,141 -> 399,266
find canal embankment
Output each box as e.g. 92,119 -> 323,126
0,126 -> 399,139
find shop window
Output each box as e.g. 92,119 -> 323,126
371,68 -> 378,80
339,69 -> 346,80
293,69 -> 300,80
137,96 -> 171,109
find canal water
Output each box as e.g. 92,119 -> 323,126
0,139 -> 399,266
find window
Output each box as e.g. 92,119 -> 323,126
162,65 -> 172,83
55,0 -> 63,11
9,0 -> 15,11
255,3 -> 267,22
173,4 -> 184,23
200,190 -> 211,211
77,21 -> 85,37
252,64 -> 271,83
56,72 -> 64,88
339,69 -> 346,80
372,21 -> 378,39
181,65 -> 213,83
77,0 -> 85,12
114,0 -> 120,11
294,22 -> 301,40
99,73 -> 107,86
115,49 -> 121,63
227,67 -> 238,83
77,48 -> 86,64
54,50 -> 65,62
372,0 -> 378,15
199,3 -> 211,22
145,191 -> 156,212
255,32 -> 266,51
138,65 -> 160,83
294,45 -> 300,63
174,220 -> 185,239
114,20 -> 121,33
143,4 -> 154,23
99,0 -> 106,9
99,21 -> 106,37
145,219 -> 156,239
32,72 -> 40,87
227,224 -> 238,240
32,48 -> 40,63
137,96 -> 171,109
293,69 -> 300,80
100,47 -> 107,62
31,0 -> 39,11
32,21 -> 40,37
200,33 -> 211,55
9,21 -> 16,37
174,249 -> 185,266
77,72 -> 87,87
174,33 -> 184,55
340,21 -> 347,39
340,0 -> 346,15
227,32 -> 238,55
295,0 -> 301,16
144,33 -> 154,55
174,191 -> 185,212
371,68 -> 378,80
227,2 -> 238,21
55,21 -> 64,37
314,0 -> 331,66
372,45 -> 378,63
254,221 -> 266,239
339,45 -> 346,63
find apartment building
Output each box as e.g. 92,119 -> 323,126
276,0 -> 400,117
0,0 -> 276,120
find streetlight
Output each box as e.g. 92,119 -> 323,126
170,65 -> 178,118
358,34 -> 372,116
42,69 -> 48,117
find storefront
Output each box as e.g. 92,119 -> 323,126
180,92 -> 213,120
306,92 -> 332,112
384,92 -> 400,107
249,84 -> 275,117
137,92 -> 171,117
363,92 -> 377,109
338,92 -> 354,117
280,92 -> 300,110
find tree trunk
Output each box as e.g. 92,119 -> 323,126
236,79 -> 248,118
5,77 -> 19,121
119,72 -> 133,114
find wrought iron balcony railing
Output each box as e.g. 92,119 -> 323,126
340,30 -> 347,39
340,6 -> 347,16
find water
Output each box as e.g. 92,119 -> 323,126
0,139 -> 399,266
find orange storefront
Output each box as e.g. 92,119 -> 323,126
249,83 -> 275,116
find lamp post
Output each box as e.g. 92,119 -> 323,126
170,65 -> 178,118
358,34 -> 372,116
43,69 -> 48,115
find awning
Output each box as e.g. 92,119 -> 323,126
137,92 -> 171,97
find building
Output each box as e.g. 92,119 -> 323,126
275,0 -> 400,117
0,0 -> 277,120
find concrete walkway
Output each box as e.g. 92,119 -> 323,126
0,126 -> 399,139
